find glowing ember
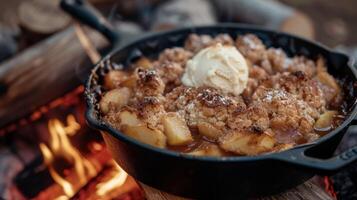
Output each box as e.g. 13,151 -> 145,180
39,115 -> 97,199
96,161 -> 128,197
55,196 -> 70,200
0,86 -> 84,137
324,176 -> 337,199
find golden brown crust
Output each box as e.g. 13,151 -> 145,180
236,34 -> 267,64
184,34 -> 213,53
134,68 -> 165,98
155,61 -> 184,86
158,47 -> 193,66
184,33 -> 235,53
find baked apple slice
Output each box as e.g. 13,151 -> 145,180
197,121 -> 223,140
122,125 -> 166,148
162,112 -> 193,145
104,70 -> 128,89
219,131 -> 275,156
118,110 -> 143,127
314,110 -> 338,130
99,87 -> 131,114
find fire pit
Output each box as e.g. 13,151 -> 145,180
0,86 -> 143,200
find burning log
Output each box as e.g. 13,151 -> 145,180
211,0 -> 315,39
71,161 -> 143,200
13,112 -> 140,200
34,142 -> 111,200
0,26 -> 108,128
33,144 -> 111,200
33,114 -> 111,200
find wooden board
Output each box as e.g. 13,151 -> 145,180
140,178 -> 333,200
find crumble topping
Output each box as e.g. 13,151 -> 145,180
197,88 -> 233,107
100,33 -> 344,156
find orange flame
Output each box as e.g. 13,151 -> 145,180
96,161 -> 128,197
39,115 -> 96,199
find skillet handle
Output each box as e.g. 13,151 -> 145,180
60,0 -> 119,44
272,125 -> 357,174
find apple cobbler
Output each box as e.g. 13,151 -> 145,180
99,33 -> 344,156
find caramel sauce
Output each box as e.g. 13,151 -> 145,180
314,114 -> 345,136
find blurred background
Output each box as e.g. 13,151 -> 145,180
0,0 -> 356,200
1,0 -> 356,63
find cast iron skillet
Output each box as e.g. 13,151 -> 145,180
61,0 -> 357,199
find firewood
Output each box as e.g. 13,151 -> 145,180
71,165 -> 142,200
0,26 -> 108,128
18,0 -> 71,35
211,0 -> 315,39
151,0 -> 217,31
33,147 -> 111,200
0,147 -> 30,199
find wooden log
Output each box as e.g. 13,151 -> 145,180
0,147 -> 28,200
18,0 -> 71,35
211,0 -> 315,39
0,25 -> 108,128
140,178 -> 333,200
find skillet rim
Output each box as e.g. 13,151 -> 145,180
85,23 -> 357,163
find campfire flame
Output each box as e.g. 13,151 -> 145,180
96,161 -> 128,196
40,144 -> 74,197
39,114 -> 130,199
39,115 -> 96,199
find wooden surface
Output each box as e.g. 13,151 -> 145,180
0,25 -> 107,128
140,178 -> 333,200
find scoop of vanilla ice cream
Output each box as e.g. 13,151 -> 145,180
181,43 -> 249,96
